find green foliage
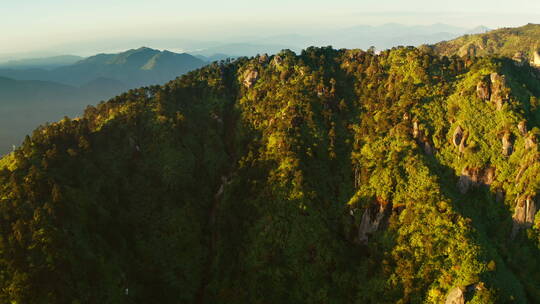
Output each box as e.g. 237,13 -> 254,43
0,44 -> 540,303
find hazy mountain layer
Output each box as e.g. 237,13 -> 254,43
0,55 -> 84,70
0,48 -> 207,155
0,76 -> 128,154
1,45 -> 539,303
0,47 -> 206,88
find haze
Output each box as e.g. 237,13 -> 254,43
2,0 -> 540,59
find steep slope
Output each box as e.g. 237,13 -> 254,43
431,23 -> 540,62
1,47 -> 540,303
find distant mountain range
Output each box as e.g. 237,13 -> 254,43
0,47 -> 205,88
0,47 -> 206,154
0,23 -> 495,154
0,55 -> 83,70
186,23 -> 491,55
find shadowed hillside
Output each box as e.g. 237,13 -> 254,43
1,45 -> 540,303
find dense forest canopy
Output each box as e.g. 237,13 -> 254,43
1,33 -> 540,303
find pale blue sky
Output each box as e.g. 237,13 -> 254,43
2,0 -> 540,56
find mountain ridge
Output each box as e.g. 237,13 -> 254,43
1,43 -> 540,302
431,23 -> 540,59
0,47 -> 206,87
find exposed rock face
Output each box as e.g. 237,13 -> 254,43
482,167 -> 496,185
445,287 -> 465,304
502,132 -> 513,157
513,196 -> 537,225
515,164 -> 527,182
490,73 -> 508,110
272,55 -> 283,67
525,134 -> 537,150
243,69 -> 259,88
412,121 -> 421,139
512,196 -> 537,236
531,50 -> 540,68
518,121 -> 527,135
458,167 -> 495,194
412,121 -> 434,155
475,73 -> 508,109
458,43 -> 477,57
458,168 -> 478,194
452,126 -> 468,153
476,77 -> 491,101
258,53 -> 269,64
358,200 -> 389,244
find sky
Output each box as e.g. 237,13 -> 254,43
1,0 -> 540,57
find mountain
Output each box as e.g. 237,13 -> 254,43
1,44 -> 540,303
0,55 -> 83,70
0,76 -> 127,154
431,23 -> 540,59
0,48 -> 207,155
0,47 -> 206,88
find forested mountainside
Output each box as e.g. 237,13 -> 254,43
431,23 -> 540,64
1,46 -> 540,303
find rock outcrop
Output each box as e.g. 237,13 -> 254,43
513,196 -> 537,225
525,133 -> 537,150
476,77 -> 491,101
453,126 -> 464,147
481,167 -> 496,185
518,121 -> 527,135
531,50 -> 540,68
457,168 -> 479,194
243,69 -> 259,88
258,53 -> 269,64
452,126 -> 467,152
412,121 -> 434,155
490,73 -> 508,110
457,167 -> 495,194
358,200 -> 390,244
445,287 -> 465,304
512,196 -> 537,236
502,132 -> 513,157
475,73 -> 508,109
272,55 -> 283,67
